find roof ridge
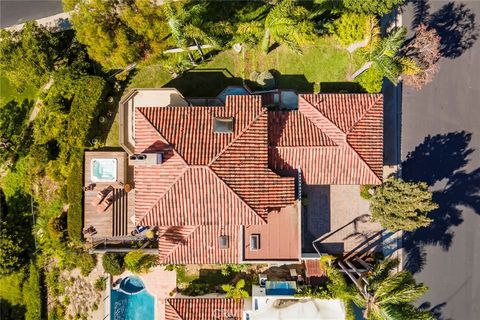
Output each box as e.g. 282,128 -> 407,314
205,167 -> 266,224
298,96 -> 347,145
344,142 -> 382,183
138,166 -> 190,226
345,94 -> 383,135
137,107 -> 188,166
208,107 -> 267,167
165,299 -> 183,320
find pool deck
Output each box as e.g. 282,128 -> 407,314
113,267 -> 177,320
83,151 -> 136,238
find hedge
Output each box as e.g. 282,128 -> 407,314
67,156 -> 83,242
23,262 -> 42,320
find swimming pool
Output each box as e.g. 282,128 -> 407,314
111,276 -> 154,320
265,281 -> 297,296
91,158 -> 117,183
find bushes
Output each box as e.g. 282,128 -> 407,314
0,222 -> 27,276
102,253 -> 125,275
124,249 -> 157,273
78,252 -> 97,276
360,185 -> 375,200
356,65 -> 383,93
329,13 -> 371,46
23,262 -> 42,320
0,269 -> 26,305
94,277 -> 107,291
181,280 -> 212,296
66,158 -> 83,242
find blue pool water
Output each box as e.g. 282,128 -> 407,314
265,281 -> 297,296
111,276 -> 154,320
91,158 -> 117,182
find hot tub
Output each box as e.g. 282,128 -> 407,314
91,158 -> 117,183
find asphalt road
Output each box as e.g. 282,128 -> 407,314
0,0 -> 63,28
401,1 -> 480,319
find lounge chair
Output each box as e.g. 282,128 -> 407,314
91,185 -> 113,206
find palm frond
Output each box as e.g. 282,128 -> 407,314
374,272 -> 429,305
381,304 -> 435,320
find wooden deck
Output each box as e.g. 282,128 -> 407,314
83,151 -> 135,238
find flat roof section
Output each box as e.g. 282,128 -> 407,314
243,204 -> 300,261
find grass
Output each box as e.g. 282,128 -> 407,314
125,36 -> 364,95
0,76 -> 38,105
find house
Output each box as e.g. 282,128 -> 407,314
117,88 -> 383,263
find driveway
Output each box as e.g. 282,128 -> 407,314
401,1 -> 480,319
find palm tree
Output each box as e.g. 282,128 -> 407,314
352,258 -> 434,320
350,27 -> 407,84
260,0 -> 316,54
221,279 -> 249,300
163,1 -> 221,63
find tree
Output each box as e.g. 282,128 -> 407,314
221,279 -> 249,299
353,258 -> 434,320
328,12 -> 372,46
0,99 -> 32,165
71,0 -> 142,69
261,0 -> 316,53
370,177 -> 438,232
351,27 -> 407,85
163,1 -> 224,63
0,22 -> 58,89
402,24 -> 441,90
124,249 -> 157,273
119,0 -> 170,58
0,223 -> 26,276
102,253 -> 125,275
344,0 -> 405,16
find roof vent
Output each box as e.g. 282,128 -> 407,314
214,117 -> 234,133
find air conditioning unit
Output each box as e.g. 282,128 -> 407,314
258,274 -> 267,288
129,153 -> 163,165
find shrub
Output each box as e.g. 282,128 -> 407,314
0,269 -> 26,306
78,252 -> 97,276
295,285 -> 331,299
360,185 -> 375,200
94,277 -> 107,291
181,280 -> 212,296
124,249 -> 157,273
45,268 -> 64,297
356,65 -> 383,93
220,264 -> 249,276
329,13 -> 370,46
66,157 -> 83,242
23,262 -> 42,320
0,222 -> 26,276
102,253 -> 125,275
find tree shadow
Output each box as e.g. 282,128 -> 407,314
408,0 -> 479,59
402,131 -> 480,273
419,302 -> 453,320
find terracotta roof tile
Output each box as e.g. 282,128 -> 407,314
211,112 -> 296,219
158,225 -> 240,264
140,167 -> 263,226
269,94 -> 383,185
269,111 -> 336,147
165,298 -> 244,320
138,95 -> 263,165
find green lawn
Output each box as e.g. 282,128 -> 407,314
125,36 -> 364,96
0,76 -> 38,105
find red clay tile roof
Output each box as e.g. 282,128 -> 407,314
165,298 -> 244,320
134,95 -> 295,226
158,225 -> 240,264
269,94 -> 383,185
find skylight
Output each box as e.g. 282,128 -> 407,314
214,117 -> 234,133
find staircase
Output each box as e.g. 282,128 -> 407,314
112,188 -> 129,237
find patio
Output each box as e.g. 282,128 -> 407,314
83,151 -> 136,238
302,185 -> 383,256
